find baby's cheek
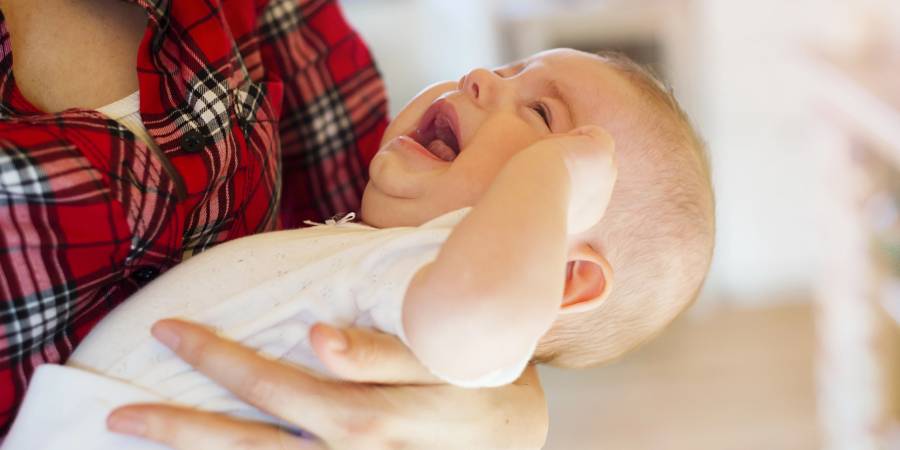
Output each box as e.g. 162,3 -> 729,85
486,121 -> 543,155
463,136 -> 538,177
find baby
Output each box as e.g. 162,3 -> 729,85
2,48 -> 715,449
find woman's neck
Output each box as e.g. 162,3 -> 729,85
3,0 -> 147,113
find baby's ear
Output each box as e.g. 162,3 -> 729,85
561,243 -> 613,315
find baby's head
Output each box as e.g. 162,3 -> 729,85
362,48 -> 714,368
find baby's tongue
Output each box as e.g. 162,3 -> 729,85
428,139 -> 456,161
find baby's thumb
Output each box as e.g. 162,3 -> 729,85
570,124 -> 612,139
560,125 -> 616,185
564,125 -> 615,158
559,126 -> 618,235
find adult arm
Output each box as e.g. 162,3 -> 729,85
0,126 -> 148,433
257,0 -> 388,226
0,3 -> 154,426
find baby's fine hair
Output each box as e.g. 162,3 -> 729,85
539,51 -> 715,368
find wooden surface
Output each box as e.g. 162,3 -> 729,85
541,303 -> 819,450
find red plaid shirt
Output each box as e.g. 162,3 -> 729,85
0,0 -> 387,433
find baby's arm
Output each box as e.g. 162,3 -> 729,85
403,127 -> 616,384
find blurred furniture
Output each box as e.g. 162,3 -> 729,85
808,44 -> 900,450
494,0 -> 699,89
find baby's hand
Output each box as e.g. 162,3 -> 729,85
546,126 -> 618,234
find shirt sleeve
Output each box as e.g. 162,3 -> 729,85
254,0 -> 389,226
358,208 -> 534,388
0,127 -> 151,431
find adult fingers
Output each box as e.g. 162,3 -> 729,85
309,323 -> 442,384
368,364 -> 549,450
150,319 -> 352,436
149,319 -> 548,449
107,404 -> 324,450
484,365 -> 550,449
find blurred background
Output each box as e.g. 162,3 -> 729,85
342,0 -> 900,448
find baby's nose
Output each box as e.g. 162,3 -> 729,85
461,68 -> 500,105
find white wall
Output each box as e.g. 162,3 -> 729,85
693,0 -> 822,304
343,0 -> 503,115
692,0 -> 896,304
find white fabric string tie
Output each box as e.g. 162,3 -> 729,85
303,212 -> 357,227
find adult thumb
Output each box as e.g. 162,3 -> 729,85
309,323 -> 442,384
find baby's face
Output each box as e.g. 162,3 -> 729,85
361,48 -> 638,227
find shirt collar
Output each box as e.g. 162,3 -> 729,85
128,0 -> 169,26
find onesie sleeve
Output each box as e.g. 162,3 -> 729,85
1,365 -> 170,450
356,207 -> 534,388
355,208 -> 471,336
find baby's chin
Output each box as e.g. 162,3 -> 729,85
365,150 -> 436,199
361,181 -> 472,229
359,183 -> 422,228
359,184 -> 391,227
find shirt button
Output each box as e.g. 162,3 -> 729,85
181,130 -> 206,153
131,266 -> 160,284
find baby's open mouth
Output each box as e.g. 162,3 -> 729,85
410,100 -> 461,162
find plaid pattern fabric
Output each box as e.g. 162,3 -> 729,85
0,0 -> 387,433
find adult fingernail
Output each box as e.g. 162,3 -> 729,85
108,410 -> 147,436
151,320 -> 182,350
320,325 -> 348,353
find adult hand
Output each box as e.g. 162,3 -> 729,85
107,319 -> 549,450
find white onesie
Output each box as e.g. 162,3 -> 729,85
2,208 -> 534,450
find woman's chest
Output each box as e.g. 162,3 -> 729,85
0,0 -> 287,266
3,0 -> 147,112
